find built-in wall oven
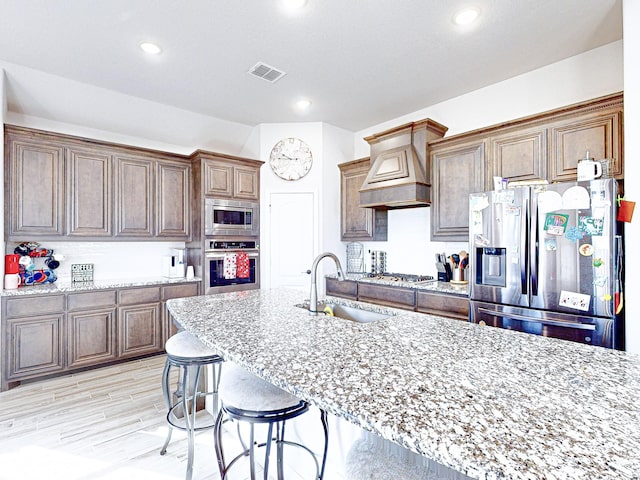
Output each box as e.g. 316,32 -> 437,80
204,239 -> 259,294
205,198 -> 259,237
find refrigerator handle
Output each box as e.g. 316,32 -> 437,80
520,193 -> 528,294
477,308 -> 596,331
530,192 -> 539,296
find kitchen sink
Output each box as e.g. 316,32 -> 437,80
296,302 -> 390,323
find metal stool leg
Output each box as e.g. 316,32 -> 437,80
183,365 -> 202,480
319,410 -> 329,480
160,359 -> 173,455
214,408 -> 226,479
277,421 -> 285,480
263,422 -> 274,480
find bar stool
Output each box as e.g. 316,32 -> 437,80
214,362 -> 329,480
345,430 -> 472,480
159,331 -> 223,480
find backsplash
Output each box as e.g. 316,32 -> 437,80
6,241 -> 187,282
355,208 -> 467,276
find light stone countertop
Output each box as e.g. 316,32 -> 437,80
166,288 -> 640,480
1,276 -> 201,297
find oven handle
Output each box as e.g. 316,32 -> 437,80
477,308 -> 596,331
206,251 -> 259,259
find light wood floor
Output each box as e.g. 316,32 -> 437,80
0,355 -> 359,480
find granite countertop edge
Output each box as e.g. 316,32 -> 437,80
1,276 -> 202,297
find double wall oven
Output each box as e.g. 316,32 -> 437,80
203,198 -> 260,294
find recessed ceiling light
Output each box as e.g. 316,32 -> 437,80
453,8 -> 480,26
295,99 -> 312,110
282,0 -> 307,9
139,42 -> 162,55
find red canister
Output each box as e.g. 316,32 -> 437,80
5,254 -> 20,274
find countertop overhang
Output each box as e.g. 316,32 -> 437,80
167,288 -> 640,479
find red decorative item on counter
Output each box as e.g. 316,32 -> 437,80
5,254 -> 20,274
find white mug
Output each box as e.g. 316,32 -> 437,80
577,159 -> 603,181
186,265 -> 195,280
4,273 -> 21,289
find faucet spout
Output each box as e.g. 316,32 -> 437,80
309,252 -> 345,316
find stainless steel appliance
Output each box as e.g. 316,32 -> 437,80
204,239 -> 259,294
469,179 -> 624,349
205,198 -> 259,237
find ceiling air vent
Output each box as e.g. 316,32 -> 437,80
248,62 -> 286,83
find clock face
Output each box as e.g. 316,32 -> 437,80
269,137 -> 313,181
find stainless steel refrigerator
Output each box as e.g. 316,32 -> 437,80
469,179 -> 624,349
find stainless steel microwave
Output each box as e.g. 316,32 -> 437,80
204,198 -> 259,236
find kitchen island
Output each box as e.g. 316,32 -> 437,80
166,288 -> 640,480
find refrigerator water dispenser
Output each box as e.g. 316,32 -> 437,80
476,247 -> 507,287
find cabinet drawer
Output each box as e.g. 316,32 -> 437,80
67,290 -> 117,311
325,278 -> 358,300
162,283 -> 199,301
118,287 -> 161,305
416,291 -> 469,320
358,283 -> 415,309
5,295 -> 65,318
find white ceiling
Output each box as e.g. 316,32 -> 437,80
0,0 -> 623,133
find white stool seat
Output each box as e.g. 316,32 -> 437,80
219,362 -> 302,412
214,362 -> 328,479
160,331 -> 223,480
165,331 -> 219,360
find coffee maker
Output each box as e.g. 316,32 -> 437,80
162,248 -> 185,278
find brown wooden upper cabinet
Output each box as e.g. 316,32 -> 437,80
6,132 -> 66,237
428,92 -> 623,242
338,158 -> 387,241
489,125 -> 547,183
548,105 -> 623,182
67,147 -> 112,237
430,139 -> 486,241
156,160 -> 190,238
203,157 -> 259,201
4,125 -> 192,241
114,155 -> 155,237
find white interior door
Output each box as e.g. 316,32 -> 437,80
269,192 -> 315,290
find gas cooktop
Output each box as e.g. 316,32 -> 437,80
366,273 -> 435,283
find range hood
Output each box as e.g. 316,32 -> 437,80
359,118 -> 448,209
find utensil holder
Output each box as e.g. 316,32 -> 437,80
452,267 -> 466,283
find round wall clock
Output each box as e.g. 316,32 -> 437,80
269,137 -> 313,181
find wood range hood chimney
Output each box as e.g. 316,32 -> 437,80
359,118 -> 448,209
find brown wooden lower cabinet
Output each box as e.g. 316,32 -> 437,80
325,278 -> 358,300
326,278 -> 469,321
67,308 -> 117,368
416,291 -> 469,321
118,303 -> 162,358
6,313 -> 65,379
162,283 -> 200,339
357,283 -> 416,309
1,281 -> 200,391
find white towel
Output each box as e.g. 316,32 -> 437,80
223,253 -> 237,279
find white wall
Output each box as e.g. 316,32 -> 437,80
258,123 -> 324,290
256,122 -> 352,293
352,41 -> 624,280
1,60 -> 253,157
622,0 -> 640,353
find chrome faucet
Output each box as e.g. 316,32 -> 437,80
308,252 -> 345,315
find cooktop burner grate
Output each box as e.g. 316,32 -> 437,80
366,272 -> 435,282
